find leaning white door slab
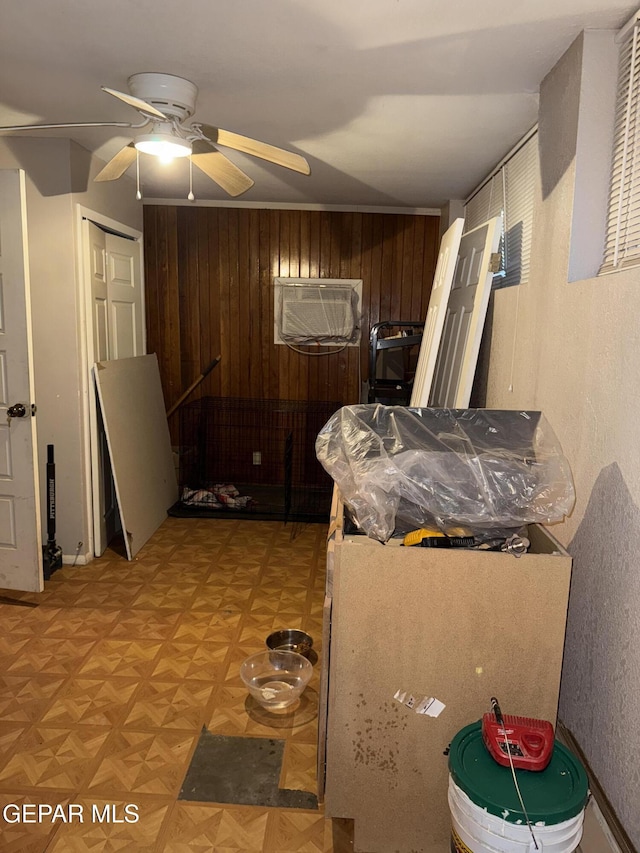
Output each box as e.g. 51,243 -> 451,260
0,170 -> 42,591
429,216 -> 501,408
410,218 -> 464,407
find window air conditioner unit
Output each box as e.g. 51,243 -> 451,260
274,278 -> 362,346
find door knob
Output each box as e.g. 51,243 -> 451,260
7,403 -> 27,419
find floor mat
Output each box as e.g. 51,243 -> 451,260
179,729 -> 318,810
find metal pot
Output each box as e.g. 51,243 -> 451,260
266,629 -> 313,658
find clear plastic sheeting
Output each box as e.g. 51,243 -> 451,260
315,405 -> 575,543
275,282 -> 360,344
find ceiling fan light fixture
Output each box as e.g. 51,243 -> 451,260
135,133 -> 192,161
11,72 -> 310,195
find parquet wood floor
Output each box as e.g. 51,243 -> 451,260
0,519 -> 354,852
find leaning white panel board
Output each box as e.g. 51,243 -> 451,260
429,216 -> 502,408
94,354 -> 177,559
410,218 -> 464,407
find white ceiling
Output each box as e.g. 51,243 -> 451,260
0,0 -> 635,209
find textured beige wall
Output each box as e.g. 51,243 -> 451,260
0,138 -> 141,558
482,34 -> 640,848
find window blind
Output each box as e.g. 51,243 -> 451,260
464,130 -> 538,287
601,18 -> 640,273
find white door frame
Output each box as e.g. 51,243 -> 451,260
75,204 -> 145,558
0,169 -> 43,590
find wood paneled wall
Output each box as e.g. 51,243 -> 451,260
144,206 -> 439,435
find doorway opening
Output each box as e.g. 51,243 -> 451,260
78,207 -> 144,557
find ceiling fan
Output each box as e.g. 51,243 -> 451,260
0,72 -> 311,197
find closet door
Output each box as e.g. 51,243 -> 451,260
83,220 -> 145,555
105,231 -> 144,359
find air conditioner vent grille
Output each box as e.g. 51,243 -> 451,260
274,278 -> 362,347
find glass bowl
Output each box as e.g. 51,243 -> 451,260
240,650 -> 313,710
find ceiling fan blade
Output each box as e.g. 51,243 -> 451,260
200,125 -> 310,175
94,143 -> 137,182
191,144 -> 254,197
101,86 -> 168,120
0,121 -> 133,132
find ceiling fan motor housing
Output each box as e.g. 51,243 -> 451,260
128,73 -> 198,121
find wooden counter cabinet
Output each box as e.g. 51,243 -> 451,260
318,488 -> 572,853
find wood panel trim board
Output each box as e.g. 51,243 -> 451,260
556,720 -> 637,853
144,199 -> 442,215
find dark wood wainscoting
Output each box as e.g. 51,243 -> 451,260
144,206 -> 439,441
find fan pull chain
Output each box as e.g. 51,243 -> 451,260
188,156 -> 195,201
135,149 -> 142,200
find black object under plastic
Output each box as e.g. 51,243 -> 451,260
416,536 -> 476,548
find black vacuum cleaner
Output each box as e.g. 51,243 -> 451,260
42,444 -> 63,580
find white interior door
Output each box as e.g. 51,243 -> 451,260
429,216 -> 501,408
0,170 -> 42,591
106,232 -> 144,360
83,220 -> 144,556
410,218 -> 464,407
84,220 -> 115,558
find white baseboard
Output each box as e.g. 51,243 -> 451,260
557,720 -> 634,853
62,550 -> 91,566
580,799 -> 623,853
